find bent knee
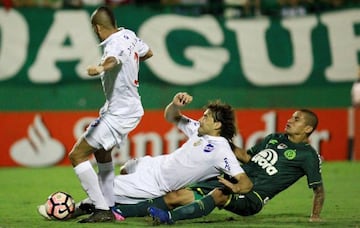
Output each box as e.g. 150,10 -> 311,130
68,139 -> 94,166
165,189 -> 194,208
211,189 -> 230,206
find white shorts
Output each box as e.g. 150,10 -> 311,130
113,156 -> 166,204
121,157 -> 140,174
84,114 -> 141,151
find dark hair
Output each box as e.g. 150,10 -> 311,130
205,100 -> 236,141
91,6 -> 116,28
300,109 -> 318,136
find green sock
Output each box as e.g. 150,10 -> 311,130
116,196 -> 169,217
170,195 -> 215,222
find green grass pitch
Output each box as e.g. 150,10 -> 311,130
0,162 -> 359,228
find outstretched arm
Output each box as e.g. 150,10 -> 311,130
217,172 -> 253,195
309,184 -> 325,222
164,92 -> 193,124
87,56 -> 119,76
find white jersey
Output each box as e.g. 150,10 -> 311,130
84,29 -> 149,150
99,28 -> 150,118
352,81 -> 360,106
113,116 -> 244,204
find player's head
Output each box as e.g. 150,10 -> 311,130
198,100 -> 236,140
90,6 -> 117,41
299,109 -> 318,136
285,109 -> 318,137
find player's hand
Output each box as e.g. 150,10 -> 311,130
172,92 -> 193,107
87,65 -> 104,76
217,176 -> 236,192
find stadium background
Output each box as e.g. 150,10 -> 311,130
0,2 -> 359,167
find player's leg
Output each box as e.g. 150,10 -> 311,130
119,158 -> 140,174
94,149 -> 115,209
69,137 -> 114,223
148,187 -> 227,224
148,194 -> 216,224
164,188 -> 196,209
222,191 -> 263,216
115,188 -> 195,218
174,189 -> 227,220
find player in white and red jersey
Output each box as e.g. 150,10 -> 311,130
67,6 -> 153,223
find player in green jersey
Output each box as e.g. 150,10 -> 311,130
144,109 -> 324,224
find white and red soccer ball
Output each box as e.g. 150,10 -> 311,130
45,191 -> 75,220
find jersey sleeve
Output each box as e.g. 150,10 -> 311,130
136,37 -> 150,57
302,149 -> 323,189
215,147 -> 245,177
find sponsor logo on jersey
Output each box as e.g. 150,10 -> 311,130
203,143 -> 214,153
224,157 -> 231,171
284,149 -> 296,160
251,149 -> 278,175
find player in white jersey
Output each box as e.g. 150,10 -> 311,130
113,95 -> 250,204
67,6 -> 153,223
110,92 -> 252,205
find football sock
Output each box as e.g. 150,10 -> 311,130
170,195 -> 215,221
79,197 -> 92,205
116,197 -> 169,217
74,161 -> 109,210
97,161 -> 115,207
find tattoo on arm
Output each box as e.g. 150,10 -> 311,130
311,185 -> 325,218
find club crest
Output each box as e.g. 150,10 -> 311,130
204,144 -> 215,153
284,149 -> 296,160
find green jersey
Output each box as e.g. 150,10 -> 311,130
243,133 -> 323,202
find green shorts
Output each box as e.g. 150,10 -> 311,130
186,177 -> 220,199
186,177 -> 263,216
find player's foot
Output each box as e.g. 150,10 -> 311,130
72,202 -> 95,218
78,209 -> 115,223
148,206 -> 174,225
110,206 -> 126,221
37,204 -> 51,220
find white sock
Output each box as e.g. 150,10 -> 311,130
74,161 -> 109,210
97,161 -> 115,208
78,197 -> 92,205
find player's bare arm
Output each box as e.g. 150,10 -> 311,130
87,56 -> 120,76
140,49 -> 153,62
164,92 -> 193,124
217,173 -> 253,194
309,184 -> 325,222
233,146 -> 251,163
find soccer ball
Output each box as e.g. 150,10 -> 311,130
45,191 -> 75,220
